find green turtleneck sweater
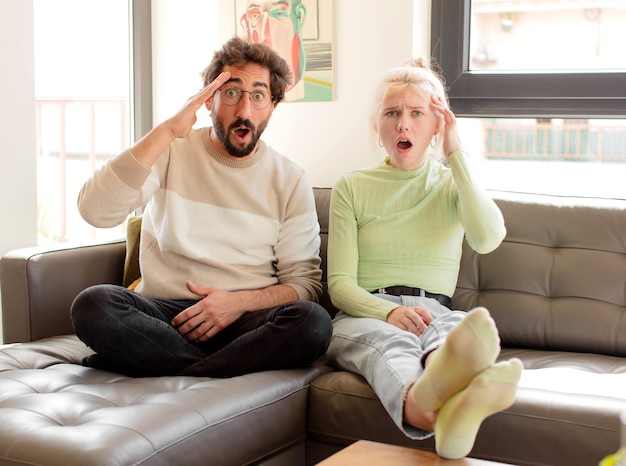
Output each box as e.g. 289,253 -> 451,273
327,150 -> 505,321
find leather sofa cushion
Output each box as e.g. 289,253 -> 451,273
0,335 -> 331,465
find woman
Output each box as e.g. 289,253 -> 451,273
326,58 -> 523,459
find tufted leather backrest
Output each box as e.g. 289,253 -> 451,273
454,192 -> 626,356
312,188 -> 338,316
313,188 -> 331,281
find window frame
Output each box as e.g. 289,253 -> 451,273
131,0 -> 153,142
430,0 -> 626,118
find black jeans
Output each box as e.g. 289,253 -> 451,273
70,284 -> 332,377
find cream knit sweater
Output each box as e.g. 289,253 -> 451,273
78,127 -> 322,301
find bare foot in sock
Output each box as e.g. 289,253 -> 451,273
410,307 -> 501,412
435,358 -> 524,459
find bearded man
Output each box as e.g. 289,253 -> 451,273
71,36 -> 331,378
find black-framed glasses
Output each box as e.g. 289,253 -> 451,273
217,86 -> 273,109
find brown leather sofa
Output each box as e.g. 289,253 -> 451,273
2,187 -> 626,466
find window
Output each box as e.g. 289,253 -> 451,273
469,2 -> 626,72
431,0 -> 626,199
34,0 -> 152,245
431,0 -> 626,117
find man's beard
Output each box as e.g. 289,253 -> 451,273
211,115 -> 268,158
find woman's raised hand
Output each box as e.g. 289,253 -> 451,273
430,96 -> 462,157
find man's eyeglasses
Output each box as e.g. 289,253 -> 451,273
217,86 -> 273,109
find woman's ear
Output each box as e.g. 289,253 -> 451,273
434,118 -> 443,136
371,119 -> 379,135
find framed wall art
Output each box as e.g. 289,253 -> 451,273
234,0 -> 334,102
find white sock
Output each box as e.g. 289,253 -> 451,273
435,358 -> 524,459
410,307 -> 501,412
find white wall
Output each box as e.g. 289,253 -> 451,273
153,0 -> 431,188
0,0 -> 38,259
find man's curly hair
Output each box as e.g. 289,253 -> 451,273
201,36 -> 293,104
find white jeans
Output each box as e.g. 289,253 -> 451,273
326,294 -> 466,439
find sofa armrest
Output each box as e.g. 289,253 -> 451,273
1,240 -> 126,343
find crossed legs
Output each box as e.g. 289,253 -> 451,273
406,307 -> 523,459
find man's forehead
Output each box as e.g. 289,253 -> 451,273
223,64 -> 271,88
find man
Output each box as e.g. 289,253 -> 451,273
70,37 -> 332,378
240,0 -> 307,101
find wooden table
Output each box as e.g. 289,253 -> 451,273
316,440 -> 512,465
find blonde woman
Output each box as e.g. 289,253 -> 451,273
326,58 -> 523,459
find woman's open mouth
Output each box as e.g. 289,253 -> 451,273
397,139 -> 412,150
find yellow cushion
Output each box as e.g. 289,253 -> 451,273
123,215 -> 142,288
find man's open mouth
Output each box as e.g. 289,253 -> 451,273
235,128 -> 250,137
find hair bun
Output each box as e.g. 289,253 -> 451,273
403,57 -> 431,70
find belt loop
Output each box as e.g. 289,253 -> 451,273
420,289 -> 425,298
379,288 -> 386,294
